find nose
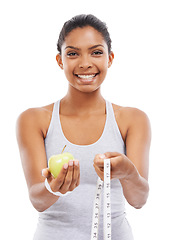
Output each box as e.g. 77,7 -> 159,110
78,55 -> 93,69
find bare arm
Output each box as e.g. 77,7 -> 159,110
120,108 -> 151,208
16,108 -> 80,212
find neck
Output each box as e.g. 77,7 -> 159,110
61,85 -> 105,116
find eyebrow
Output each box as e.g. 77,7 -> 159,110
64,44 -> 105,50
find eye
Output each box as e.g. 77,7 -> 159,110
92,50 -> 103,56
67,52 -> 78,57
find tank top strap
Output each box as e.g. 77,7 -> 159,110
54,99 -> 60,123
106,100 -> 119,126
106,100 -> 114,120
105,100 -> 125,147
45,100 -> 60,139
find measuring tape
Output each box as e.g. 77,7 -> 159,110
91,159 -> 111,240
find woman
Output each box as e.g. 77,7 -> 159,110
16,14 -> 151,240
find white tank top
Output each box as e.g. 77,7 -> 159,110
33,99 -> 134,240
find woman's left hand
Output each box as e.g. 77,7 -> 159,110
93,152 -> 134,181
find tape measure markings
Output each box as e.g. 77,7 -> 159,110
91,158 -> 111,240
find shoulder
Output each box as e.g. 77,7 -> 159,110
16,103 -> 54,139
111,103 -> 151,142
112,103 -> 150,126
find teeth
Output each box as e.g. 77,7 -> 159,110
77,74 -> 96,79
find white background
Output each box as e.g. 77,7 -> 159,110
1,0 -> 169,239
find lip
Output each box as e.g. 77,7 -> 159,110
74,73 -> 99,76
74,72 -> 99,84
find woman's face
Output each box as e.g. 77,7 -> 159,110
56,26 -> 114,93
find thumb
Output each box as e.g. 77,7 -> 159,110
104,152 -> 121,159
42,168 -> 52,179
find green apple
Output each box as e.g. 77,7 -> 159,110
48,145 -> 74,178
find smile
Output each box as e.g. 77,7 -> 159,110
75,73 -> 99,79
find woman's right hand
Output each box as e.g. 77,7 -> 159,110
42,160 -> 80,194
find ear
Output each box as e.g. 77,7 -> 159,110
108,51 -> 114,68
56,53 -> 63,69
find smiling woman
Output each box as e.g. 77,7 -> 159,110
16,14 -> 151,240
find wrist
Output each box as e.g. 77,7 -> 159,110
123,159 -> 139,182
45,178 -> 71,197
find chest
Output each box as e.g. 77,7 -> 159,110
60,114 -> 107,145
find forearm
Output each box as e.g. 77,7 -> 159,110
29,182 -> 59,212
120,165 -> 149,209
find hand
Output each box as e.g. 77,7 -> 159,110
42,160 -> 80,194
93,152 -> 134,181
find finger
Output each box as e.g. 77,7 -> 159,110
75,160 -> 80,187
76,171 -> 80,187
60,160 -> 74,193
93,154 -> 105,167
93,164 -> 104,181
74,160 -> 80,186
69,160 -> 80,190
94,163 -> 114,180
104,152 -> 121,159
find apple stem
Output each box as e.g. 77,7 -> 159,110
61,145 -> 67,153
